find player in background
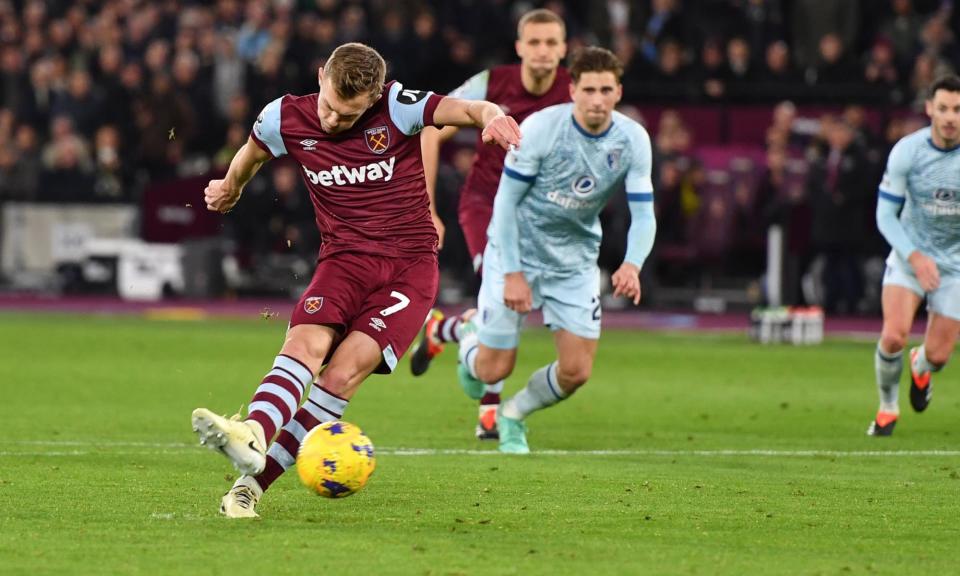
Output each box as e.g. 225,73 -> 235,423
191,43 -> 520,517
458,47 -> 656,453
410,8 -> 570,440
868,74 -> 960,436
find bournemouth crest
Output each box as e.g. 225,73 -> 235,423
304,296 -> 323,314
365,125 -> 390,154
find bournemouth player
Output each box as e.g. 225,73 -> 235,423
190,43 -> 520,517
458,47 -> 656,453
868,75 -> 960,436
410,9 -> 570,440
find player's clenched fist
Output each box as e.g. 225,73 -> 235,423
481,115 -> 522,150
612,262 -> 642,305
204,179 -> 241,213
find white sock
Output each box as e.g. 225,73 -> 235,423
502,362 -> 565,420
912,345 -> 943,374
875,345 -> 902,414
458,331 -> 480,379
484,381 -> 503,395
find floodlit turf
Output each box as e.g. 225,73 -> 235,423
1,312 -> 959,575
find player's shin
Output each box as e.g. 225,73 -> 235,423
246,354 -> 314,443
502,361 -> 566,420
254,383 -> 349,492
436,315 -> 464,344
875,345 -> 903,414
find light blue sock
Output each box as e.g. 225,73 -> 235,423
875,345 -> 902,413
502,362 -> 565,420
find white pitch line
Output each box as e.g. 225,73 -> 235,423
0,441 -> 959,458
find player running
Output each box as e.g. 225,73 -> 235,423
868,74 -> 960,436
410,8 -> 570,440
457,47 -> 656,454
190,43 -> 520,517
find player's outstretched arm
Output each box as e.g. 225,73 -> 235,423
204,137 -> 272,213
431,97 -> 521,150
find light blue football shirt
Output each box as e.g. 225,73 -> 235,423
489,102 -> 653,275
879,126 -> 960,274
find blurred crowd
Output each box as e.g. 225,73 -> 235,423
0,0 -> 956,309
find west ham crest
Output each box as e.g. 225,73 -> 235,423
365,126 -> 390,154
303,296 -> 324,314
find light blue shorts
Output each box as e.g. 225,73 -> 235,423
883,251 -> 960,321
476,244 -> 601,349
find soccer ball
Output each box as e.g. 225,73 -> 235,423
296,420 -> 376,498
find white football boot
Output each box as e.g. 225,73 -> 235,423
191,408 -> 267,475
220,475 -> 263,519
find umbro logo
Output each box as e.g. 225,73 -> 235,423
300,139 -> 318,151
368,317 -> 387,332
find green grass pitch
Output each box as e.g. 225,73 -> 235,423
1,312 -> 958,575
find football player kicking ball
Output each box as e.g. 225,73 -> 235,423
868,75 -> 960,436
191,43 -> 520,517
457,47 -> 656,454
410,8 -> 571,441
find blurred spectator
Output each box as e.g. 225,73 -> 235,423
213,33 -> 245,118
135,73 -> 194,180
92,124 -> 126,201
50,68 -> 103,138
909,51 -> 955,109
639,0 -> 685,66
879,0 -> 923,71
236,1 -> 272,62
1,45 -> 29,116
586,0 -> 642,69
863,37 -> 902,97
0,123 -> 42,201
805,117 -> 871,313
806,33 -> 860,86
40,115 -> 94,201
758,40 -> 802,95
791,0 -> 860,71
213,122 -> 247,172
694,36 -> 727,101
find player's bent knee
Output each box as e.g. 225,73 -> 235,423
879,330 -> 908,353
556,364 -> 591,391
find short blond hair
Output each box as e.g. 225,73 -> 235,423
324,43 -> 386,100
517,8 -> 565,39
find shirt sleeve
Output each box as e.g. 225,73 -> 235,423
387,82 -> 445,136
878,135 -> 911,204
490,171 -> 533,273
501,112 -> 549,183
449,70 -> 490,101
875,135 -> 916,259
624,123 -> 654,196
250,96 -> 287,158
623,123 -> 656,267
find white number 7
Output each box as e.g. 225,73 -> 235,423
380,291 -> 410,316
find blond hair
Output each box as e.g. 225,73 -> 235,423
324,43 -> 386,100
517,8 -> 565,39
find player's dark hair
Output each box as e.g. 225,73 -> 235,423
517,8 -> 566,39
324,43 -> 386,101
927,74 -> 960,99
569,46 -> 624,83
